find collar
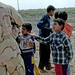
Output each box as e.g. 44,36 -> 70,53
23,34 -> 28,36
46,14 -> 50,19
53,31 -> 62,36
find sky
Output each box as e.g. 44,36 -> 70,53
0,0 -> 75,10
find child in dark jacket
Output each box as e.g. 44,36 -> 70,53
37,5 -> 55,72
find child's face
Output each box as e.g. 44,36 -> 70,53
22,26 -> 28,35
53,22 -> 62,32
48,10 -> 55,16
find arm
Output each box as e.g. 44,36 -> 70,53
37,15 -> 53,33
30,32 -> 53,44
16,34 -> 21,44
16,37 -> 20,44
28,39 -> 34,48
63,37 -> 73,61
37,15 -> 46,29
35,35 -> 51,44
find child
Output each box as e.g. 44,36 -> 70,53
16,23 -> 40,75
33,18 -> 73,75
16,23 -> 34,75
54,11 -> 73,75
54,11 -> 73,38
24,23 -> 40,75
37,5 -> 55,72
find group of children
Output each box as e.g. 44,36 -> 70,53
31,11 -> 73,75
16,10 -> 73,75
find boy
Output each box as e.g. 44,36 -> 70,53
16,23 -> 34,75
54,11 -> 73,38
16,23 -> 40,75
34,18 -> 73,75
37,5 -> 55,72
54,11 -> 73,75
59,11 -> 73,38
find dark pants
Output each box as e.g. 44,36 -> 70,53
21,53 -> 34,75
38,43 -> 51,69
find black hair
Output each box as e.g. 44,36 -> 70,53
54,11 -> 59,19
22,23 -> 32,31
58,11 -> 68,21
53,18 -> 65,30
47,5 -> 56,13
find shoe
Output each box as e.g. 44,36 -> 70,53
46,66 -> 54,70
39,68 -> 47,73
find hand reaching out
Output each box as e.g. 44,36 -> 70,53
28,32 -> 36,37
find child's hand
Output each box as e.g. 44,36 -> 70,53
29,32 -> 36,36
28,39 -> 34,48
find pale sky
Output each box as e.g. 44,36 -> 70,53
0,0 -> 75,10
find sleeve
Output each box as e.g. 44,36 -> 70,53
37,15 -> 53,33
16,34 -> 21,44
37,15 -> 46,29
31,36 -> 34,41
16,37 -> 20,44
63,37 -> 73,61
35,35 -> 51,44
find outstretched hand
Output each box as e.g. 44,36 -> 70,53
28,32 -> 36,36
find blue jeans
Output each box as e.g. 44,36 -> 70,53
21,53 -> 34,75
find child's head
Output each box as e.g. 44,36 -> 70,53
54,11 -> 59,19
22,23 -> 32,35
58,11 -> 68,21
54,11 -> 68,21
53,18 -> 65,33
47,5 -> 56,16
